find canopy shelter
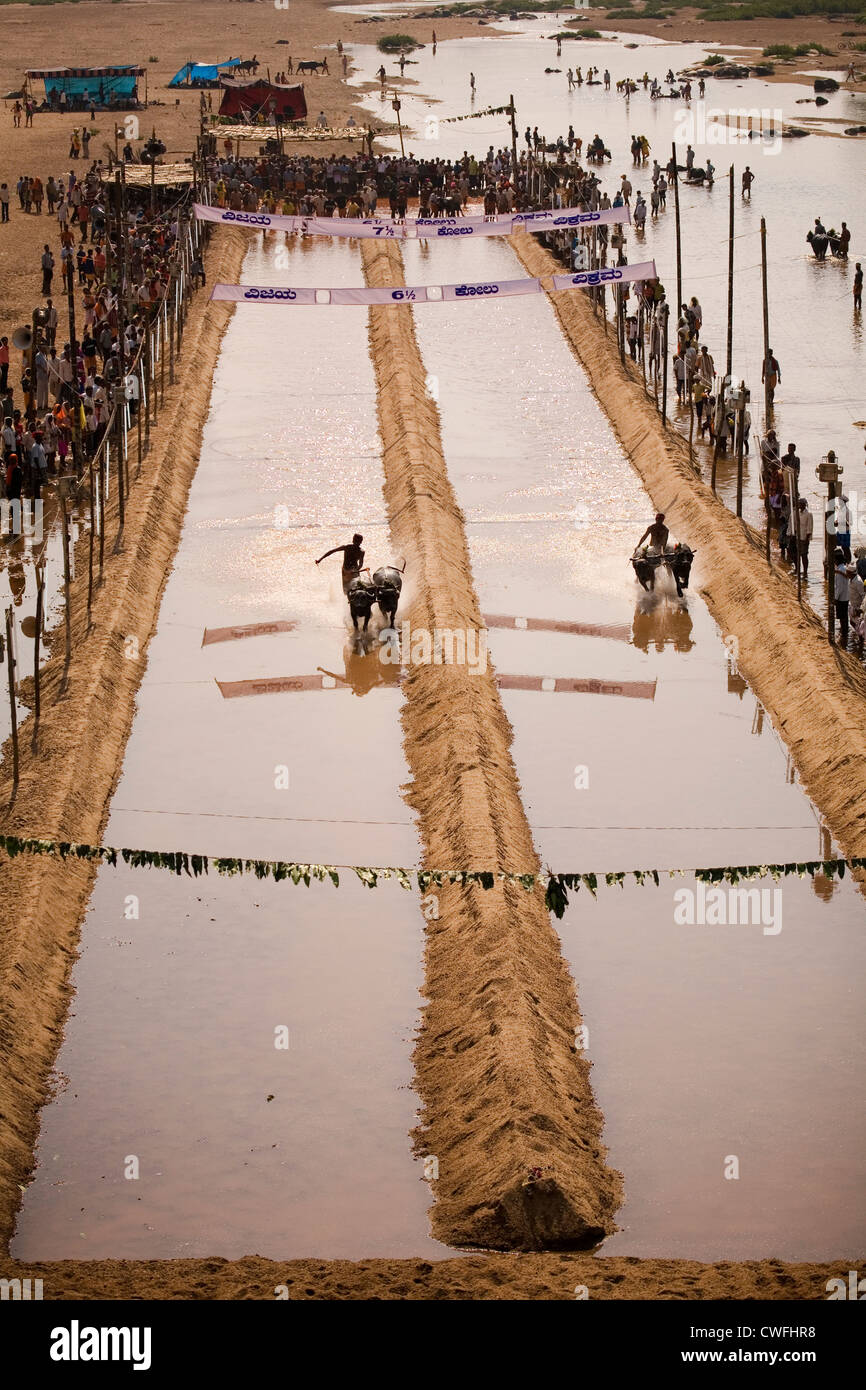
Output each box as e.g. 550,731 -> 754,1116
217,76 -> 306,123
169,58 -> 241,88
27,65 -> 144,109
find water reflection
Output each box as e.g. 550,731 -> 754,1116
631,591 -> 694,653
319,635 -> 404,695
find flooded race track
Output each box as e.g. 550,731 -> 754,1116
12,234 -> 453,1263
13,223 -> 866,1261
403,231 -> 866,1261
349,23 -> 866,617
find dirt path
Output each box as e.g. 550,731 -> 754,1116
0,225 -> 247,1254
511,232 -> 866,868
0,1251 -> 853,1300
361,237 -> 622,1251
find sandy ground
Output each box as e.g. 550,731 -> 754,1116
362,236 -> 621,1250
0,0 -> 477,348
0,1251 -> 858,1299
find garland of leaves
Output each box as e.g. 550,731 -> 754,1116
0,833 -> 861,919
440,105 -> 513,123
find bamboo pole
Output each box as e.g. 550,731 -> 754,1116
672,141 -> 682,317
59,485 -> 72,690
31,566 -> 44,753
735,388 -> 746,518
5,607 -> 18,787
726,164 -> 734,380
760,216 -> 771,424
87,460 -> 95,626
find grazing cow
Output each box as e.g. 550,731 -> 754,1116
236,55 -> 259,76
297,60 -> 325,75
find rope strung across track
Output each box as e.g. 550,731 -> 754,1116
0,834 -> 860,919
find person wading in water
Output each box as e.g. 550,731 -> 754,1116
316,533 -> 365,592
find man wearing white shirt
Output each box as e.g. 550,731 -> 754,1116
793,497 -> 813,578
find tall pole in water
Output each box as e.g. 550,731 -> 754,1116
391,93 -> 405,157
726,164 -> 734,380
671,141 -> 682,317
760,216 -> 771,424
661,303 -> 669,428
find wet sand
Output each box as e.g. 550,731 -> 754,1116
0,1250 -> 856,1299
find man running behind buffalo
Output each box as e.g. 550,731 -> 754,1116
636,513 -> 669,553
316,534 -> 365,593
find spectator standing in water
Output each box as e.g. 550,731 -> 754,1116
762,347 -> 781,405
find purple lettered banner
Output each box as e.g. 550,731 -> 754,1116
552,260 -> 657,289
210,278 -> 543,305
194,203 -> 630,239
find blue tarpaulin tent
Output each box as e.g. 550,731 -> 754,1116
28,66 -> 144,106
169,58 -> 241,87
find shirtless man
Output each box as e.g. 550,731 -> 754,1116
636,512 -> 669,553
316,533 -> 365,592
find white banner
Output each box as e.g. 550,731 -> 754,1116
211,278 -> 543,305
512,205 -> 631,229
213,285 -> 319,303
195,203 -> 631,239
552,260 -> 657,290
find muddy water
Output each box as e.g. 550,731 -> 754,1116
12,234 -> 452,1262
349,24 -> 866,613
403,231 -> 866,1260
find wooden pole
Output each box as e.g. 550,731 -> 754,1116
98,451 -> 105,586
661,308 -> 669,428
760,216 -> 771,423
735,388 -> 746,517
639,297 -> 647,395
509,94 -> 519,202
169,280 -> 176,385
87,461 -> 95,622
672,141 -> 682,317
59,486 -> 72,690
792,467 -> 802,604
826,478 -> 836,644
137,372 -> 143,476
5,607 -> 18,787
144,321 -> 151,455
116,426 -> 125,547
687,360 -> 695,467
766,459 -> 773,564
726,164 -> 734,379
32,566 -> 44,753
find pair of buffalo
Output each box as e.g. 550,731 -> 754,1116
631,545 -> 695,599
346,566 -> 404,631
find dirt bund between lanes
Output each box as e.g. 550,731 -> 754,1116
0,225 -> 249,1255
512,232 -> 866,865
360,237 -> 622,1251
